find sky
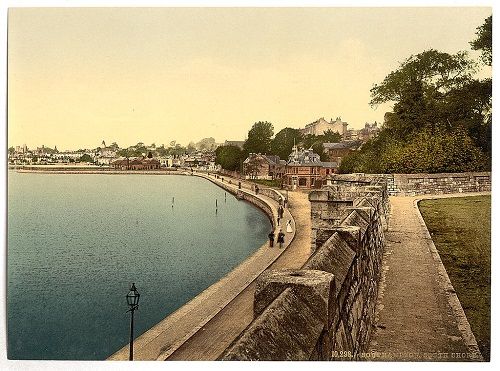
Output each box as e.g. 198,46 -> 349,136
7,6 -> 492,151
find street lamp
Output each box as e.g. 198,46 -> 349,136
126,283 -> 140,361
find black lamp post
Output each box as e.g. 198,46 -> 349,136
126,283 -> 140,361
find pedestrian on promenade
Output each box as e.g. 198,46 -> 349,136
255,185 -> 259,195
277,216 -> 280,226
286,220 -> 293,233
238,182 -> 241,189
277,230 -> 285,248
283,198 -> 288,208
278,205 -> 284,219
268,230 -> 275,247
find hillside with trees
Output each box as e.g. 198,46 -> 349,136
215,121 -> 342,171
339,16 -> 491,174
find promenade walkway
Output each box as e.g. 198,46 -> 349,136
368,193 -> 487,361
167,189 -> 311,360
109,173 -> 311,361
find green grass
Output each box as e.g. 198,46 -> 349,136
419,196 -> 491,360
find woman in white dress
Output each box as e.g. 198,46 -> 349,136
286,220 -> 293,233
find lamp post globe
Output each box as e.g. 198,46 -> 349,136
126,283 -> 140,361
126,283 -> 140,309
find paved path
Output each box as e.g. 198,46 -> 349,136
109,174 -> 311,361
167,190 -> 311,360
368,193 -> 487,361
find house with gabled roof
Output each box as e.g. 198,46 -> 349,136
283,145 -> 338,189
243,153 -> 285,180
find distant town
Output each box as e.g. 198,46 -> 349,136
8,116 -> 381,189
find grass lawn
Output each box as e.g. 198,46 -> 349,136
418,195 -> 491,360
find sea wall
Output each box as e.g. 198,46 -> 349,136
258,188 -> 285,204
220,176 -> 388,361
109,173 -> 289,361
196,174 -> 279,229
14,167 -> 181,175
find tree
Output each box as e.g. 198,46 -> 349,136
197,137 -> 217,151
339,128 -> 488,174
370,49 -> 477,141
243,121 -> 274,155
380,128 -> 488,173
170,144 -> 186,157
187,142 -> 196,153
470,15 -> 492,66
370,49 -> 475,107
156,145 -> 168,157
117,149 -> 131,158
322,129 -> 342,143
215,145 -> 244,171
8,147 -> 15,156
311,141 -> 328,161
296,130 -> 341,161
79,154 -> 93,163
270,127 -> 303,160
342,19 -> 492,175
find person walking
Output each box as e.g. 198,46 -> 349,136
278,205 -> 284,219
286,220 -> 293,233
277,229 -> 285,248
268,230 -> 275,247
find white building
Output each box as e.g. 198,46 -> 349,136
301,117 -> 348,138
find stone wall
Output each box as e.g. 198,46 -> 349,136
391,172 -> 491,196
258,187 -> 285,205
328,172 -> 491,196
198,174 -> 276,229
236,190 -> 275,229
220,176 -> 388,361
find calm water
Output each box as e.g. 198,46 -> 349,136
7,172 -> 271,360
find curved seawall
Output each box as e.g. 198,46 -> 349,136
9,171 -> 275,360
197,173 -> 279,228
109,173 -> 293,360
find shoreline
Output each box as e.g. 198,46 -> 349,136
11,167 -> 187,175
11,166 -> 298,360
101,172 -> 296,360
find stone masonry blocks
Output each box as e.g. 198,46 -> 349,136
254,269 -> 336,329
220,288 -> 326,361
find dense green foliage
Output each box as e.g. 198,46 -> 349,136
79,154 -> 94,163
243,121 -> 274,155
215,145 -> 244,171
302,129 -> 342,161
270,128 -> 303,160
340,16 -> 491,174
470,15 -> 492,66
216,122 -> 343,169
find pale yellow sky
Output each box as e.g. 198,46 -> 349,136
8,7 -> 492,150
